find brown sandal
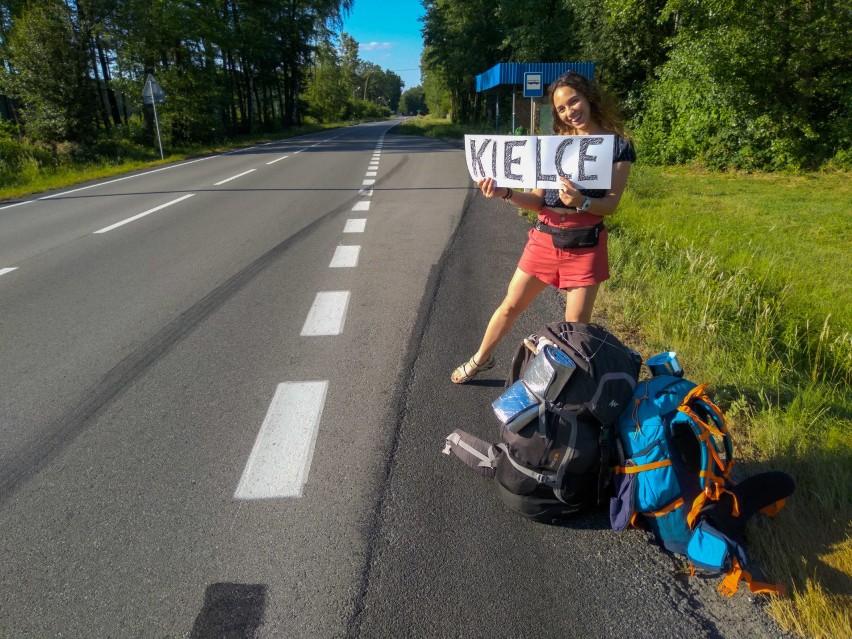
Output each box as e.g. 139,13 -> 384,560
451,354 -> 496,384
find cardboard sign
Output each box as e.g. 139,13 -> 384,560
464,134 -> 614,190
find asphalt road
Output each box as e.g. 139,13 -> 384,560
0,120 -> 789,638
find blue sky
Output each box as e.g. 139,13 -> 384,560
340,0 -> 426,91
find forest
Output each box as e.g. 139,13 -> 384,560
420,0 -> 850,170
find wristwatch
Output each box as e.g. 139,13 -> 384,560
579,196 -> 592,212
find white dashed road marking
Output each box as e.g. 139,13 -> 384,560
300,291 -> 350,336
93,194 -> 196,234
234,381 -> 329,499
266,155 -> 289,165
214,169 -> 257,186
38,156 -> 216,200
344,219 -> 366,233
329,245 -> 360,268
236,128 -> 393,499
0,267 -> 18,277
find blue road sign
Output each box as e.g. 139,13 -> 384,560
523,72 -> 544,98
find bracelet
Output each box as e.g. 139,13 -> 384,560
502,188 -> 514,200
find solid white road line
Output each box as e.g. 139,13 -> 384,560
266,155 -> 289,165
93,193 -> 196,234
234,381 -> 328,499
352,200 -> 370,211
0,267 -> 18,277
214,169 -> 257,186
344,219 -> 366,233
38,156 -> 216,200
301,291 -> 350,336
0,201 -> 33,212
329,245 -> 360,268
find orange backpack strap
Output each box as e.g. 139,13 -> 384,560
687,484 -> 741,530
614,459 -> 672,474
647,497 -> 685,518
717,558 -> 786,598
760,498 -> 787,517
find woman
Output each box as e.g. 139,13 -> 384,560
452,72 -> 636,384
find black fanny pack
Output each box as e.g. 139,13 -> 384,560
534,220 -> 605,249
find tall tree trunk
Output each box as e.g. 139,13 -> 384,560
88,37 -> 110,131
224,51 -> 238,133
96,36 -> 122,126
248,73 -> 255,132
277,77 -> 286,128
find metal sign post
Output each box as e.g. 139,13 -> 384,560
523,72 -> 543,134
142,74 -> 165,160
495,94 -> 500,133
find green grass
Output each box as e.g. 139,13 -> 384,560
599,165 -> 851,639
620,167 -> 851,334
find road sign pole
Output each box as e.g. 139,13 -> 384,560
495,94 -> 499,134
523,72 -> 544,134
144,76 -> 165,160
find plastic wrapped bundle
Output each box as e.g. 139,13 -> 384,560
491,380 -> 542,433
521,345 -> 576,401
492,346 -> 577,433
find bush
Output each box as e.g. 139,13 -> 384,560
344,99 -> 390,120
632,4 -> 850,172
70,129 -> 158,165
0,134 -> 55,187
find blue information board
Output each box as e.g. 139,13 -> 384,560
523,72 -> 544,98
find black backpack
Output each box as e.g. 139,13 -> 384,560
443,322 -> 642,523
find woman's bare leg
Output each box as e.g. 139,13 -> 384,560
472,268 -> 549,363
563,283 -> 600,323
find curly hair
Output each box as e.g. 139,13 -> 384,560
548,72 -> 628,138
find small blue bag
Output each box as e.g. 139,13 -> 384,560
686,520 -> 747,573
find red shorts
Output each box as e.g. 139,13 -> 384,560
517,220 -> 609,289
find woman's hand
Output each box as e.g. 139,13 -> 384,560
477,177 -> 507,199
558,176 -> 582,208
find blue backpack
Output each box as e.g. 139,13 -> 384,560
610,361 -> 786,597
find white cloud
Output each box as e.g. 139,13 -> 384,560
361,41 -> 394,51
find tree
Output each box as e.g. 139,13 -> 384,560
634,0 -> 851,169
305,37 -> 347,122
1,0 -> 98,142
401,85 -> 427,116
572,0 -> 674,115
421,51 -> 452,119
421,0 -> 503,123
497,0 -> 576,62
